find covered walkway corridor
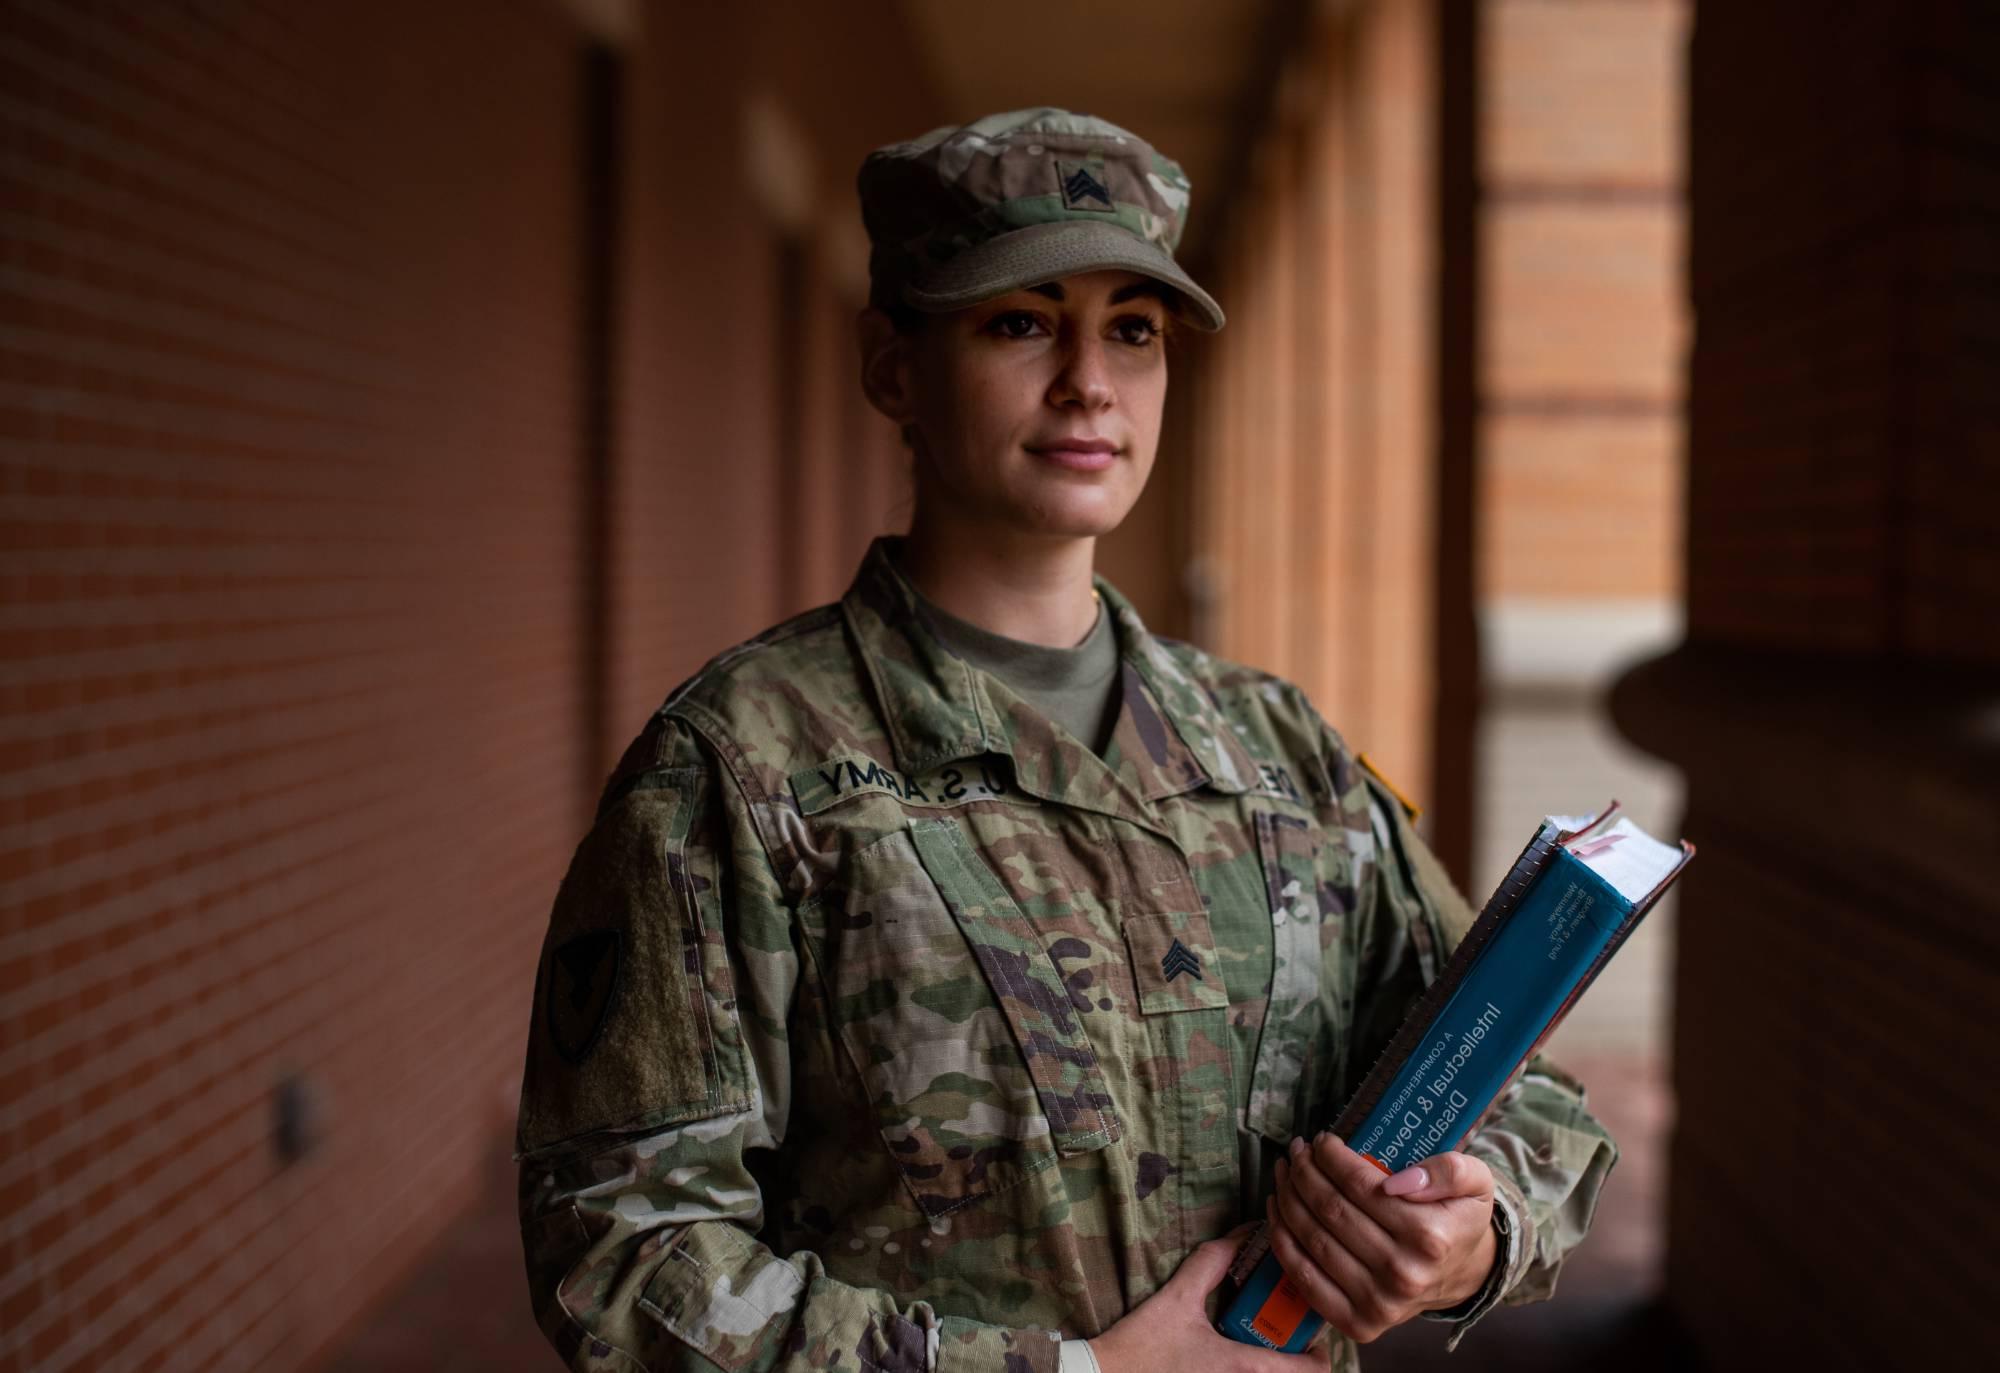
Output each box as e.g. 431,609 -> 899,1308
4,1 -> 1994,1370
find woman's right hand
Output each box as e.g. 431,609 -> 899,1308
1087,1226 -> 1328,1373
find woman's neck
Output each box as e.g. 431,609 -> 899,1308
898,514 -> 1100,649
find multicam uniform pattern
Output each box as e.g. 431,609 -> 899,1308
516,540 -> 1617,1372
856,108 -> 1224,331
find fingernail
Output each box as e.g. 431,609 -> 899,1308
1289,1136 -> 1306,1159
1383,1166 -> 1428,1196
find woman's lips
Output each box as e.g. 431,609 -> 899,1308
1026,439 -> 1120,472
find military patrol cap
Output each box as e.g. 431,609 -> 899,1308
857,107 -> 1226,332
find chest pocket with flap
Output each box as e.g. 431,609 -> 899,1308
801,818 -> 1119,1220
1120,909 -> 1231,1015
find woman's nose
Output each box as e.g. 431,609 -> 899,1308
1048,337 -> 1115,410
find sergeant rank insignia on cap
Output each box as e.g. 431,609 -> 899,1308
1059,161 -> 1114,211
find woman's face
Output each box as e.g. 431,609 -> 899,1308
873,268 -> 1170,541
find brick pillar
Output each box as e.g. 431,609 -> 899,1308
1189,0 -> 1444,820
1612,2 -> 2000,1364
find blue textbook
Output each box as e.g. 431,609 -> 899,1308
1219,803 -> 1693,1353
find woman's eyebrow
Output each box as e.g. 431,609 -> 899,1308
1023,282 -> 1167,305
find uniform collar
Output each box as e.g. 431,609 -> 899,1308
839,537 -> 1259,798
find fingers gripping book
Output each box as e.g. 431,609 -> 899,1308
1219,803 -> 1693,1352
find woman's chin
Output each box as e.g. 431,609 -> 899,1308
1018,506 -> 1132,542
1003,484 -> 1140,541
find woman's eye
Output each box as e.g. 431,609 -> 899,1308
989,311 -> 1044,339
1115,316 -> 1164,346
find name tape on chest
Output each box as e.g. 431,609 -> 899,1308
790,755 -> 1022,816
1248,761 -> 1308,805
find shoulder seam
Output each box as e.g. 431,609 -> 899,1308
1151,633 -> 1288,692
672,703 -> 804,906
658,604 -> 844,716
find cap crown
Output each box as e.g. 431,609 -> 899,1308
858,108 -> 1195,309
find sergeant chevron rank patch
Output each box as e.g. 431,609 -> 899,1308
548,929 -> 622,1064
1161,939 -> 1203,982
1058,160 -> 1115,211
1122,912 -> 1228,1014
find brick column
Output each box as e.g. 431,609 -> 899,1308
1190,0 -> 1444,810
1612,2 -> 2000,1363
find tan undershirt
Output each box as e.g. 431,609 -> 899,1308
913,588 -> 1123,755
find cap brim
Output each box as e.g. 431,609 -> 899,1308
900,220 -> 1225,332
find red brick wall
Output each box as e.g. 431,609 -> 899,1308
1,3 -> 588,1368
606,2 -> 928,755
607,2 -> 781,741
0,2 -> 936,1369
1478,0 -> 1687,604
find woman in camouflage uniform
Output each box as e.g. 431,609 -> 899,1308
515,109 -> 1616,1373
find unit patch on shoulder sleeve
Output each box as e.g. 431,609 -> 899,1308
516,772 -> 748,1159
546,928 -> 622,1065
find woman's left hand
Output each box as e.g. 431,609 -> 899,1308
1265,1134 -> 1498,1343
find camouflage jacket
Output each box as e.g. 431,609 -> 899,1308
515,539 -> 1617,1372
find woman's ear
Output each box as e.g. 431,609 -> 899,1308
857,307 -> 917,424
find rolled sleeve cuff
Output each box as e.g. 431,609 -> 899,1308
935,1319 -> 1063,1373
1420,1169 -> 1531,1350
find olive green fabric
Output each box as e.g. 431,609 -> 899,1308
913,590 -> 1122,756
513,538 -> 1618,1373
518,773 -> 750,1158
857,108 -> 1224,331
